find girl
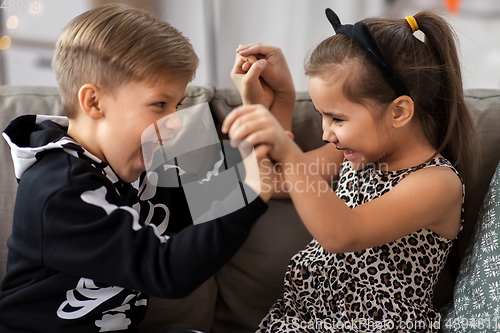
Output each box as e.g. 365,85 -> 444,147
223,8 -> 479,333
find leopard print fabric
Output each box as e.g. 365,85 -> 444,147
257,158 -> 464,333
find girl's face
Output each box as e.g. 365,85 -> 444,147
308,76 -> 395,170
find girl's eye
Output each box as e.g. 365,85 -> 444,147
176,102 -> 182,111
155,102 -> 166,108
324,116 -> 343,124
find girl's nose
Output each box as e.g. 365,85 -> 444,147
322,128 -> 338,144
322,134 -> 336,144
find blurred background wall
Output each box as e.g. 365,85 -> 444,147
0,0 -> 499,91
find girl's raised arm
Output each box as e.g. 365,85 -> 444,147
278,143 -> 463,253
223,104 -> 463,254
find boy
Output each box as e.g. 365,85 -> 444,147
0,4 -> 271,332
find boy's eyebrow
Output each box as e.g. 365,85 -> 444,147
152,92 -> 186,104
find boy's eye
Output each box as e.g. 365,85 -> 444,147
332,118 -> 343,124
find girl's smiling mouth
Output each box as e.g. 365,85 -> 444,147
343,149 -> 356,159
333,143 -> 357,159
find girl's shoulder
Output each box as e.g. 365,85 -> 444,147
402,157 -> 463,187
412,156 -> 459,174
340,156 -> 462,184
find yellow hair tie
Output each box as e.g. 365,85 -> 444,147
405,16 -> 419,33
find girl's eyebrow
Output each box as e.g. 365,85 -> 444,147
316,108 -> 346,118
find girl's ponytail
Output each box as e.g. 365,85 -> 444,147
413,11 -> 479,188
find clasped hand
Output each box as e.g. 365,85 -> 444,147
227,44 -> 298,199
231,44 -> 295,109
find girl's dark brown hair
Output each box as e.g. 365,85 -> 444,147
305,10 -> 480,188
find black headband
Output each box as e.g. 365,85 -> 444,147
325,8 -> 411,99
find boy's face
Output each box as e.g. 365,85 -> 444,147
96,77 -> 187,183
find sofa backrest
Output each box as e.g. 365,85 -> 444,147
1,86 -> 500,309
457,90 -> 500,254
434,89 -> 500,307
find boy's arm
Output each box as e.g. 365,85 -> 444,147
42,174 -> 267,300
153,183 -> 268,298
142,142 -> 273,234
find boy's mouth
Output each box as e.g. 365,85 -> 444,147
141,141 -> 161,170
141,129 -> 176,170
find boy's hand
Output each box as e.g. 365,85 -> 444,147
233,44 -> 296,132
237,142 -> 275,202
231,54 -> 275,108
222,104 -> 291,163
235,44 -> 295,103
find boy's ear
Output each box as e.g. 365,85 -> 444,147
391,96 -> 414,128
78,84 -> 103,120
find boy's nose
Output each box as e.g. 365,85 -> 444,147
167,112 -> 182,132
157,112 -> 182,136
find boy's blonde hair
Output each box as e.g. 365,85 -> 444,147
52,4 -> 199,119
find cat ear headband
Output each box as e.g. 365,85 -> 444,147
325,8 -> 412,99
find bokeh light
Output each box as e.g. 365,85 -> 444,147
0,36 -> 12,51
6,16 -> 19,30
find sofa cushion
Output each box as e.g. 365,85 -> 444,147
441,161 -> 500,331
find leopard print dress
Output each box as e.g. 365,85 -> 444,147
257,157 -> 464,333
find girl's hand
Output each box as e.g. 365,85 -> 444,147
231,53 -> 275,108
221,104 -> 291,163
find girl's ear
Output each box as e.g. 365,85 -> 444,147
78,84 -> 103,120
391,96 -> 414,128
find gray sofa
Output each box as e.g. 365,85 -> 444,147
1,85 -> 499,333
